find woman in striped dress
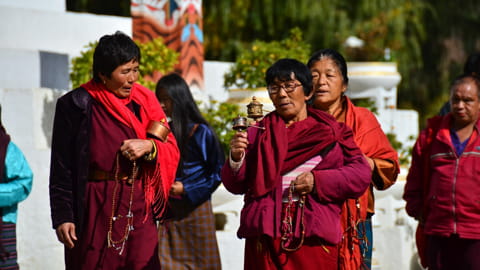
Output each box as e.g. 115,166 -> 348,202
156,73 -> 223,270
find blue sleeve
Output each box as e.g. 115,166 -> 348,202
0,142 -> 33,207
181,124 -> 224,205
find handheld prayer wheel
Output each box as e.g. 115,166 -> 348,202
246,96 -> 264,122
232,96 -> 266,131
146,119 -> 170,142
232,115 -> 248,131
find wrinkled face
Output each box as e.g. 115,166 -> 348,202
310,58 -> 347,110
268,73 -> 312,123
156,88 -> 173,117
450,78 -> 480,127
100,59 -> 140,98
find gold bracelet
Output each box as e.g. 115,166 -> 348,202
144,139 -> 157,161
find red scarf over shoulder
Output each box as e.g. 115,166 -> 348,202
339,97 -> 400,270
82,79 -> 179,220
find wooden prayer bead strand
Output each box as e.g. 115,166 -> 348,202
281,182 -> 306,252
107,154 -> 138,255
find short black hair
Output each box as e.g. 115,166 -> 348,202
265,58 -> 313,96
92,31 -> 140,82
450,73 -> 480,99
307,49 -> 349,86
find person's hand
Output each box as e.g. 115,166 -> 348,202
55,222 -> 77,249
230,131 -> 248,162
170,181 -> 184,196
121,139 -> 153,160
293,172 -> 315,195
364,154 -> 375,171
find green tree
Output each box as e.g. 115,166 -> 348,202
204,0 -> 480,129
398,0 -> 480,127
203,0 -> 350,61
67,0 -> 480,128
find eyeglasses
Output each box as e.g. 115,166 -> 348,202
267,82 -> 302,94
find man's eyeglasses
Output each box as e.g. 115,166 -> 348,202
267,82 -> 302,94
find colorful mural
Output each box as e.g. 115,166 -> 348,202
131,0 -> 204,90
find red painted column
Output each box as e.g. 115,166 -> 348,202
131,0 -> 204,91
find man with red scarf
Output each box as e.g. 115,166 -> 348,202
49,32 -> 179,270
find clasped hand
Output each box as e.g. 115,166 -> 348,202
120,139 -> 153,161
292,172 -> 315,195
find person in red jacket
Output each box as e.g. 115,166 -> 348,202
404,74 -> 480,270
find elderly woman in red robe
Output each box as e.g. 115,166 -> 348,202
308,49 -> 399,270
221,58 -> 371,270
49,31 -> 179,270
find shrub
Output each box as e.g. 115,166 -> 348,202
223,27 -> 311,89
199,100 -> 241,156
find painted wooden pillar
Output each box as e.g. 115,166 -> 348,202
131,0 -> 204,91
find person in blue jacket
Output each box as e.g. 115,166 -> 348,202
155,73 -> 223,270
0,105 -> 33,270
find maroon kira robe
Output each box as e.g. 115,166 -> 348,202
64,100 -> 160,270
